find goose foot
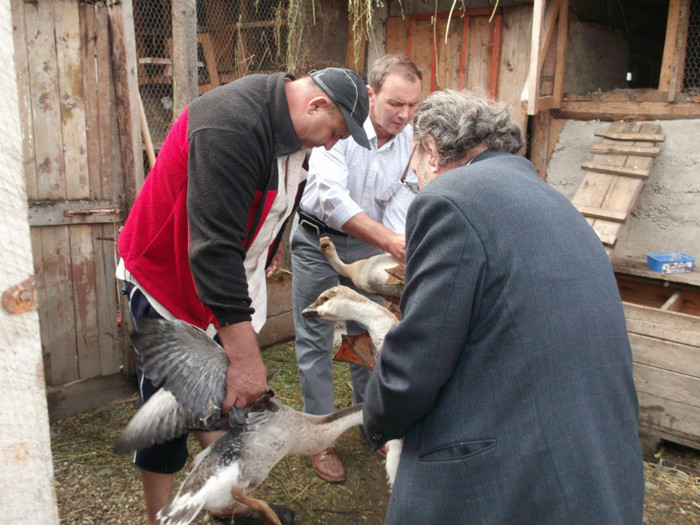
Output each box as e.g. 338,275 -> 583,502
231,488 -> 283,525
332,332 -> 376,370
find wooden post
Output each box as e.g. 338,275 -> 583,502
172,0 -> 198,116
1,0 -> 58,520
659,0 -> 690,102
108,0 -> 144,211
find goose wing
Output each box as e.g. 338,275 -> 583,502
130,318 -> 228,420
115,389 -> 225,453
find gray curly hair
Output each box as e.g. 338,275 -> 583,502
412,90 -> 525,165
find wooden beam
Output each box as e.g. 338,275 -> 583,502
581,161 -> 651,179
659,0 -> 690,102
108,0 -> 144,210
28,200 -> 122,226
553,100 -> 700,121
525,0 -> 545,115
552,0 -> 567,107
171,0 -> 198,115
575,205 -> 627,223
590,144 -> 662,157
594,130 -> 666,142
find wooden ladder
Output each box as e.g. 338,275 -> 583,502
571,121 -> 665,255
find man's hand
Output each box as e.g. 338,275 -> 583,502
217,321 -> 268,413
382,232 -> 406,262
265,244 -> 284,278
342,213 -> 407,262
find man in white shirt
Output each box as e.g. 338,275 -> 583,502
290,54 -> 423,483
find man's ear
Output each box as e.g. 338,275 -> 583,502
422,136 -> 441,168
308,96 -> 330,114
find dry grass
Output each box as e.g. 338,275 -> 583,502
52,341 -> 700,524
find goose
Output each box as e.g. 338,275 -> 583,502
115,318 -> 363,525
319,236 -> 405,297
302,285 -> 403,487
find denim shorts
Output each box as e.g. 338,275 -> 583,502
122,282 -> 189,474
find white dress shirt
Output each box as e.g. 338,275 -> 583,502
300,117 -> 417,234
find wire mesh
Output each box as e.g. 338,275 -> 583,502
134,0 -> 292,149
684,0 -> 700,94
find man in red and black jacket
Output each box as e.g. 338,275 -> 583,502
117,68 -> 369,525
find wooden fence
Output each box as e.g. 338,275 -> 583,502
12,0 -> 143,420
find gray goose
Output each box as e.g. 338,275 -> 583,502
302,285 -> 403,487
115,318 -> 363,525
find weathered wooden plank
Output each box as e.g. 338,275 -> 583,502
11,0 -> 38,201
55,0 -> 89,200
95,223 -> 123,375
571,170 -> 617,208
70,224 -> 100,379
623,302 -> 700,347
80,4 -> 101,200
659,0 -> 690,102
634,362 -> 700,408
629,332 -> 700,377
592,220 -> 621,247
40,225 -> 78,385
575,205 -> 627,222
28,200 -> 122,226
46,372 -> 135,423
554,99 -> 700,121
637,391 -> 700,447
593,130 -> 666,142
597,174 -> 644,217
96,4 -> 119,201
108,0 -> 145,212
590,143 -> 662,157
613,256 -> 700,287
385,16 -> 409,56
25,0 -> 65,200
465,15 -> 492,94
580,161 -> 652,179
410,18 -> 434,100
497,6 -> 531,132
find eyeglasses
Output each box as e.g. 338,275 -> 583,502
400,145 -> 420,195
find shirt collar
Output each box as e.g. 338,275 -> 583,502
269,72 -> 303,158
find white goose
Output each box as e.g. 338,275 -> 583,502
302,285 -> 403,487
319,236 -> 404,297
115,318 -> 363,525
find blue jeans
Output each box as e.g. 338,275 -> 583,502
290,217 -> 382,418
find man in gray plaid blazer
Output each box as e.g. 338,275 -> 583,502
363,90 -> 644,524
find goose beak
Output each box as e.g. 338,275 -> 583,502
301,304 -> 319,318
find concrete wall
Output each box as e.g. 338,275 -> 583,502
546,120 -> 700,260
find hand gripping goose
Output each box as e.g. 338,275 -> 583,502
115,318 -> 363,525
302,285 -> 403,487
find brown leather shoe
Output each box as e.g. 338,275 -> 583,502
312,447 -> 345,483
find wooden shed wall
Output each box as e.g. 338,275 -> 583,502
12,0 -> 143,420
385,5 -> 532,133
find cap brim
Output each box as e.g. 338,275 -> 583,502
339,106 -> 371,150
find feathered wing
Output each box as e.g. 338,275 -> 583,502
130,318 -> 228,418
114,389 -> 222,453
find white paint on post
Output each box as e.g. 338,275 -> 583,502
0,0 -> 59,521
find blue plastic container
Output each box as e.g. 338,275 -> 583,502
646,252 -> 695,274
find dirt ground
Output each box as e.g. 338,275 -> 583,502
52,342 -> 700,524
